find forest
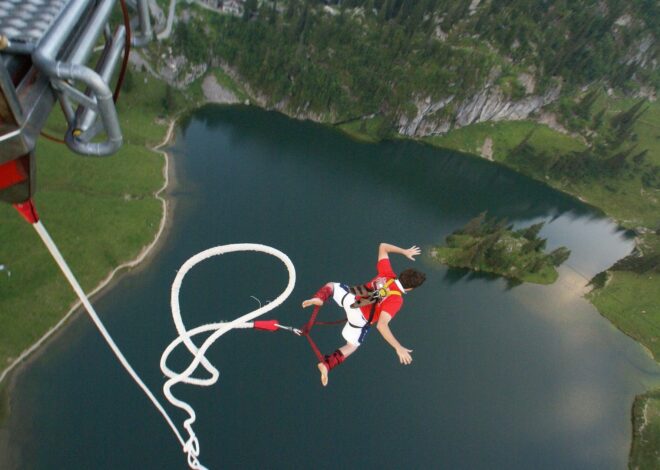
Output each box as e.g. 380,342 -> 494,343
174,0 -> 658,123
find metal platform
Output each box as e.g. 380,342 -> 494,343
0,0 -> 154,204
0,0 -> 69,54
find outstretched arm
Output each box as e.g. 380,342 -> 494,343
377,312 -> 413,365
378,243 -> 421,261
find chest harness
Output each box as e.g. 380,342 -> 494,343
345,279 -> 403,344
348,278 -> 401,310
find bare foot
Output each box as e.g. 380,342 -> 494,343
317,362 -> 328,386
302,298 -> 323,308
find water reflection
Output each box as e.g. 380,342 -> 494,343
443,267 -> 503,285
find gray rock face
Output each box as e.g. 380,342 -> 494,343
455,85 -> 560,126
397,84 -> 561,137
398,96 -> 454,136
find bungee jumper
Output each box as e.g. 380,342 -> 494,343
301,242 -> 426,386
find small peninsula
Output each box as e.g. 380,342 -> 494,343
432,212 -> 571,285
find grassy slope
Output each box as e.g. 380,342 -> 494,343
569,100 -> 660,229
337,116 -> 387,143
426,120 -> 585,162
0,69 -> 170,382
590,270 -> 660,353
630,388 -> 660,469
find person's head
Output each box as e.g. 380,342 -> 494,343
399,268 -> 426,291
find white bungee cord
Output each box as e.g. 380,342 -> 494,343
32,220 -> 296,470
161,244 -> 296,469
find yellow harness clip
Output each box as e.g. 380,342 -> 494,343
378,279 -> 401,299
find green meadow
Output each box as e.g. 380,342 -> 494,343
0,69 -> 173,394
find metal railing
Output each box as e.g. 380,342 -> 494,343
0,0 -> 155,159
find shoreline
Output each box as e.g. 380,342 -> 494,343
0,118 -> 177,386
0,118 -> 177,466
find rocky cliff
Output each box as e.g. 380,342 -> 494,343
397,84 -> 562,137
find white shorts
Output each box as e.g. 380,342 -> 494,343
331,283 -> 371,346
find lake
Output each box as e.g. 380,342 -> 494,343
6,106 -> 660,469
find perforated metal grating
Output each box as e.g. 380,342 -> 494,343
0,0 -> 68,48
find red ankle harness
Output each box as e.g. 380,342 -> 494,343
323,350 -> 345,370
313,284 -> 334,303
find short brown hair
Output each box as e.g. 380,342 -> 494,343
399,268 -> 426,289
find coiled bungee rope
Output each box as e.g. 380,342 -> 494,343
160,244 -> 296,469
27,205 -> 296,469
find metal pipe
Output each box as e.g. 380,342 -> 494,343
78,26 -> 126,133
32,0 -> 123,156
1,40 -> 36,55
30,0 -> 157,156
32,57 -> 122,155
66,0 -> 117,66
69,63 -> 122,156
34,0 -> 90,59
132,0 -> 153,47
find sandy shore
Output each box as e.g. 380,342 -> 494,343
0,119 -> 177,468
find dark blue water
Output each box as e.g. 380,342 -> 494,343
7,106 -> 660,469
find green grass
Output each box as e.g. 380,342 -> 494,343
587,232 -> 660,360
337,116 -> 384,143
589,269 -> 660,358
631,388 -> 660,469
0,67 -> 172,391
566,176 -> 659,228
425,120 -> 585,161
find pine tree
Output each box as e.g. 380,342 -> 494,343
592,108 -> 606,130
522,237 -> 546,254
462,211 -> 487,236
610,99 -> 648,143
485,244 -> 508,271
519,222 -> 544,241
549,247 -> 571,266
529,257 -> 546,273
575,87 -> 600,120
632,149 -> 649,166
603,145 -> 636,173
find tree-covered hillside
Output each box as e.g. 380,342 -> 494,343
174,0 -> 658,125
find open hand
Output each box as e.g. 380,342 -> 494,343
396,346 -> 413,365
404,245 -> 421,261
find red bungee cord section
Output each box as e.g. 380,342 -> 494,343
300,305 -> 326,362
250,305 -> 346,362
